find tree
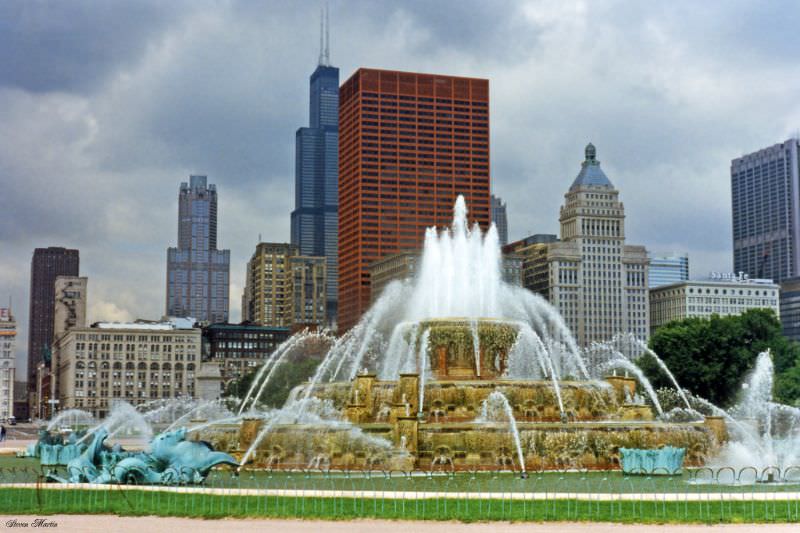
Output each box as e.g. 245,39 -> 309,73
640,309 -> 800,408
224,357 -> 322,409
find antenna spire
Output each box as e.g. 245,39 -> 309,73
318,1 -> 330,66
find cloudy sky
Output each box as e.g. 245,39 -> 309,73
3,0 -> 800,375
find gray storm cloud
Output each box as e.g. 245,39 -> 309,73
2,0 -> 800,375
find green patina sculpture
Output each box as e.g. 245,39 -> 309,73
619,446 -> 686,475
46,427 -> 239,485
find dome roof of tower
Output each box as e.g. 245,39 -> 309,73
570,143 -> 614,190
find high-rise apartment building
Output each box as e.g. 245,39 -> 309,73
648,252 -> 689,288
521,144 -> 649,345
338,68 -> 491,330
291,10 -> 339,324
732,139 -> 800,283
27,247 -> 79,393
242,243 -> 326,328
166,176 -> 230,323
491,195 -> 509,246
0,308 -> 16,421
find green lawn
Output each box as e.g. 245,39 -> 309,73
2,455 -> 798,494
1,487 -> 799,523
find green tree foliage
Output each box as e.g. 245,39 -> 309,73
640,309 -> 800,408
224,357 -> 322,409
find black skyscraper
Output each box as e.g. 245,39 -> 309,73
27,247 -> 79,390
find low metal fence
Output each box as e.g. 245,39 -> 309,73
1,466 -> 800,522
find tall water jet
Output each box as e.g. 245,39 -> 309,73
479,391 -> 526,476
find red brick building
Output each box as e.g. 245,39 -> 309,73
338,69 -> 491,331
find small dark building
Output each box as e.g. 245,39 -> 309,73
202,322 -> 291,385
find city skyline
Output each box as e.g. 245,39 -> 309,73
4,1 -> 800,372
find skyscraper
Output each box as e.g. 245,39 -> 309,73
648,252 -> 689,288
338,69 -> 491,331
490,194 -> 508,246
522,144 -> 649,345
732,138 -> 800,282
166,175 -> 230,323
291,7 -> 339,325
27,247 -> 79,393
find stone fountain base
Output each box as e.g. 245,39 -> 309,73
216,373 -> 718,471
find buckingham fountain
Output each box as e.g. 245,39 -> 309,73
33,196 -> 800,482
230,196 -> 718,473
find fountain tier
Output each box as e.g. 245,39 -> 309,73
232,320 -> 716,470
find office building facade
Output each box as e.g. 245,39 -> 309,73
338,68 -> 491,330
648,252 -> 689,288
55,318 -> 202,418
650,278 -> 779,333
27,247 -> 79,393
780,277 -> 800,342
491,195 -> 509,246
166,176 -> 230,323
732,139 -> 800,283
242,243 -> 327,328
520,145 -> 650,346
202,323 -> 291,385
291,16 -> 339,324
0,308 -> 16,421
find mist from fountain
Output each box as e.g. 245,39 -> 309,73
46,409 -> 95,431
239,397 -> 392,467
598,358 -> 664,416
78,401 -> 153,445
710,352 -> 800,473
609,333 -> 692,410
238,329 -> 334,414
296,196 -> 594,390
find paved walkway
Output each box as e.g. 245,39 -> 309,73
0,516 -> 798,533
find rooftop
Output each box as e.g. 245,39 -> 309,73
570,143 -> 614,190
91,317 -> 198,331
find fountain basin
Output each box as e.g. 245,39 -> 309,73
225,372 -> 716,471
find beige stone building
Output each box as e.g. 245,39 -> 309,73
242,243 -> 326,328
512,144 -> 650,346
51,276 -> 88,406
369,251 -> 421,303
0,308 -> 16,421
650,278 -> 779,333
55,318 -> 201,418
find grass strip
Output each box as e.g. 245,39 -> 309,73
1,488 -> 799,523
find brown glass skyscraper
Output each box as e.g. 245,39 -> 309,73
338,69 -> 491,331
27,247 -> 79,390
